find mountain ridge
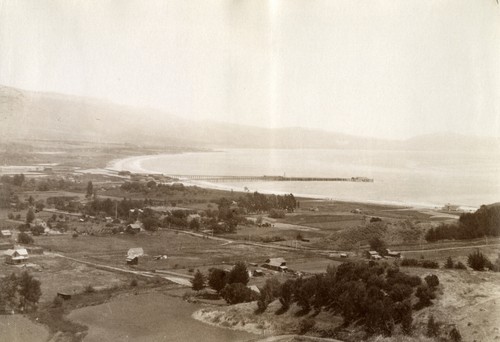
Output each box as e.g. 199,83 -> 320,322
1,85 -> 498,151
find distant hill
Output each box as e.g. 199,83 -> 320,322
1,85 -> 498,151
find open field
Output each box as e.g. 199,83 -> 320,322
0,314 -> 50,342
67,291 -> 256,342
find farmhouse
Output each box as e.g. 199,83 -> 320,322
127,247 -> 144,265
1,230 -> 12,238
5,248 -> 29,264
263,257 -> 288,272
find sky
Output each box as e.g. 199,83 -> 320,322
0,0 -> 499,139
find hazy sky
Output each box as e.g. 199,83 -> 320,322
1,0 -> 499,139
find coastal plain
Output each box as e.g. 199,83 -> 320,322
0,140 -> 499,342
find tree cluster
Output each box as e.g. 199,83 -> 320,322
0,271 -> 42,313
426,205 -> 500,242
208,262 -> 257,304
258,262 -> 426,337
235,192 -> 297,213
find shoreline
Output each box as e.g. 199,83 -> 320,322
106,153 -> 478,212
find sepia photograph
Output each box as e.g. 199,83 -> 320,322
0,1 -> 499,341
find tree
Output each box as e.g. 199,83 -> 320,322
31,225 -> 45,236
189,219 -> 200,231
415,285 -> 435,309
257,278 -> 281,312
18,232 -> 34,244
0,273 -> 19,313
467,251 -> 491,271
26,208 -> 35,224
220,283 -> 258,304
228,261 -> 249,285
369,237 -> 387,256
86,181 -> 94,198
208,268 -> 227,293
141,216 -> 159,231
449,327 -> 462,342
17,271 -> 42,312
192,270 -> 205,291
445,256 -> 454,269
279,279 -> 294,310
424,274 -> 439,288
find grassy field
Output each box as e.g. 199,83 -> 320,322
67,291 -> 256,342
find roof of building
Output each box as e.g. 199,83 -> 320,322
368,251 -> 379,255
5,248 -> 29,257
265,257 -> 287,267
248,285 -> 260,294
1,230 -> 12,236
127,247 -> 144,259
127,223 -> 142,229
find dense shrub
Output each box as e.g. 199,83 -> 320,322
454,261 -> 467,270
467,251 -> 491,271
401,258 -> 420,267
421,260 -> 439,269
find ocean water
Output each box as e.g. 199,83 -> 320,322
111,149 -> 500,209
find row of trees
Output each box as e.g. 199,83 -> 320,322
426,205 -> 500,242
234,192 -> 297,213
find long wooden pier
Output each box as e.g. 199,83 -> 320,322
168,175 -> 374,183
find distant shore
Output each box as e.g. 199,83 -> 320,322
106,153 -> 478,212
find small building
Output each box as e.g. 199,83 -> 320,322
263,257 -> 288,272
5,248 -> 29,264
368,251 -> 382,260
127,247 -> 144,265
126,223 -> 143,234
442,203 -> 460,212
105,217 -> 113,223
253,269 -> 264,277
1,230 -> 12,238
386,249 -> 401,258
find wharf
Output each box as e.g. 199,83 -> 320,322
169,175 -> 374,183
